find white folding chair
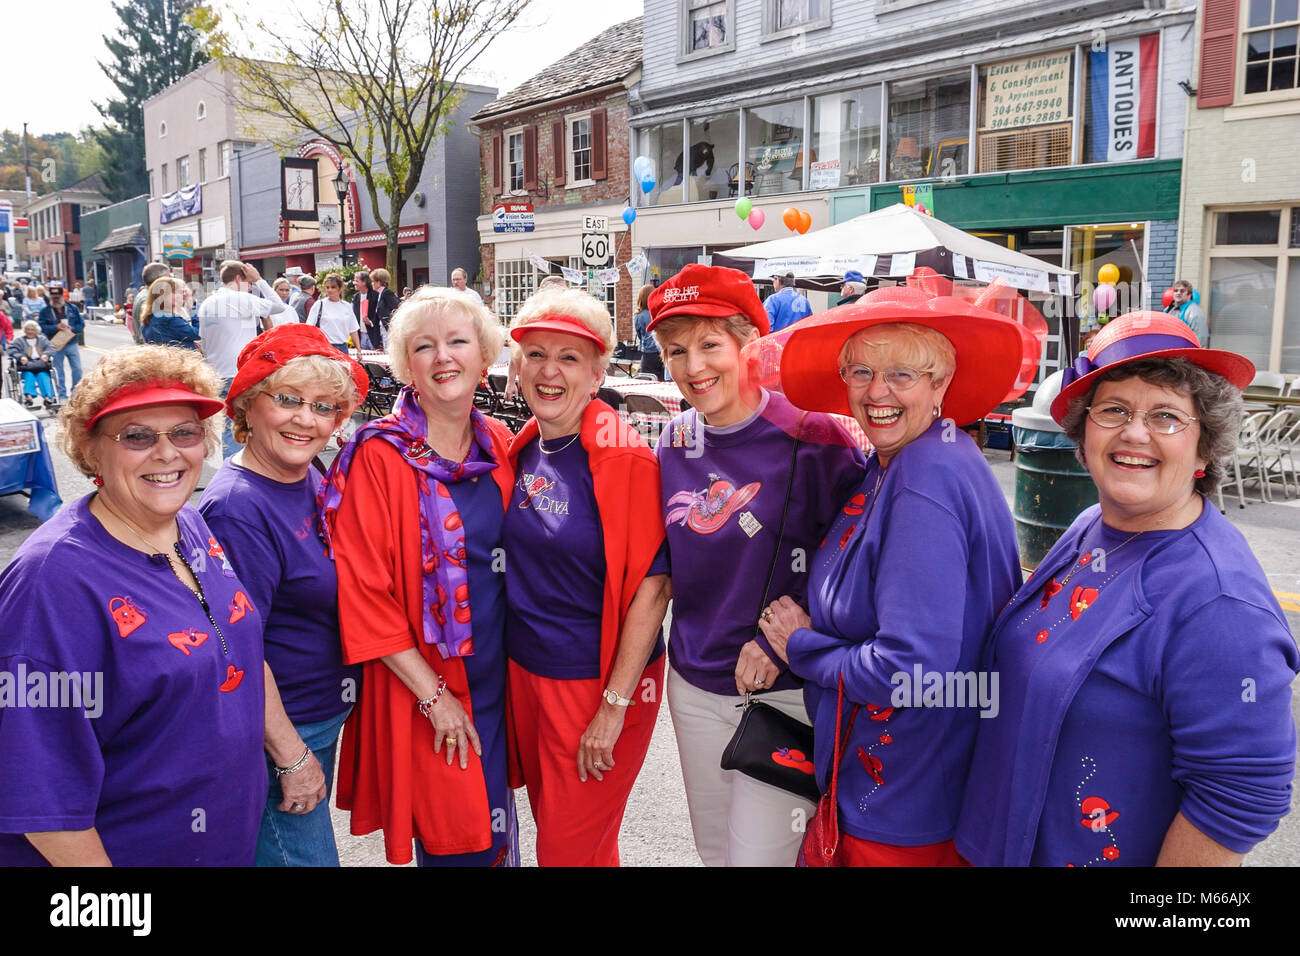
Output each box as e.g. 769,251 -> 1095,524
1257,409 -> 1296,499
1249,371 -> 1286,395
1219,411 -> 1271,508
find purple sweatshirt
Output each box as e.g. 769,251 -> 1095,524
787,420 -> 1021,845
657,390 -> 865,696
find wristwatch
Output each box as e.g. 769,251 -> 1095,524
603,687 -> 633,707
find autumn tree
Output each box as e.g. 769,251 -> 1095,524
193,0 -> 531,272
95,0 -> 209,202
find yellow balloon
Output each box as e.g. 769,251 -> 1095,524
1097,264 -> 1120,285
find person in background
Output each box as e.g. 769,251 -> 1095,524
273,277 -> 294,305
140,276 -> 202,351
22,284 -> 46,323
69,280 -> 85,311
370,268 -> 402,347
451,267 -> 483,305
1168,280 -> 1208,346
38,280 -> 84,402
633,283 -> 663,381
84,279 -> 98,309
293,276 -> 319,323
401,286 -> 413,300
200,324 -> 368,867
351,271 -> 380,349
957,311 -> 1298,867
6,320 -> 57,409
838,270 -> 868,307
133,263 -> 172,345
764,271 -> 812,333
307,274 -> 360,354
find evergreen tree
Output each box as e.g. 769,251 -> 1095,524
94,0 -> 208,202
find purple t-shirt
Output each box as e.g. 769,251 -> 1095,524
657,390 -> 866,696
788,421 -> 1021,845
0,498 -> 265,866
504,435 -> 666,679
199,460 -> 359,725
956,503 -> 1299,866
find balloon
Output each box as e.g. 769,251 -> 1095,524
1161,287 -> 1176,309
633,156 -> 653,179
622,206 -> 636,226
1093,283 -> 1117,313
747,208 -> 765,230
1097,263 -> 1120,285
796,210 -> 812,234
782,207 -> 799,231
639,175 -> 656,194
734,197 -> 752,220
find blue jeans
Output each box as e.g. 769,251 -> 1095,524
22,370 -> 55,399
51,341 -> 82,400
256,707 -> 351,867
219,378 -> 239,458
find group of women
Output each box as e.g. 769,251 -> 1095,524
0,262 -> 1295,868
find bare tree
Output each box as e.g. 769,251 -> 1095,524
194,0 -> 531,271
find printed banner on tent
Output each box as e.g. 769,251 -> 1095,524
753,254 -> 877,280
972,259 -> 1051,293
1087,33 -> 1159,163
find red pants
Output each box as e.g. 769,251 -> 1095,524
839,834 -> 971,867
508,655 -> 664,866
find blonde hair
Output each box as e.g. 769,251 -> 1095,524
512,287 -> 614,373
229,354 -> 358,445
142,276 -> 188,327
25,285 -> 39,300
839,323 -> 956,385
59,345 -> 223,475
652,313 -> 757,354
387,287 -> 504,384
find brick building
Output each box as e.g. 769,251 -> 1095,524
26,173 -> 108,283
471,17 -> 641,337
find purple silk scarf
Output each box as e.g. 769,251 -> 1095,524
318,386 -> 500,659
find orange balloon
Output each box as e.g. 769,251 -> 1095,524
782,207 -> 799,230
796,210 -> 812,234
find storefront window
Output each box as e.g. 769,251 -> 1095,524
977,52 -> 1073,173
887,74 -> 970,182
688,112 -> 738,202
647,246 -> 703,284
1284,259 -> 1300,372
1068,223 -> 1146,320
1215,209 -> 1281,245
1082,33 -> 1160,164
495,259 -> 535,320
1208,206 -> 1300,370
1209,257 -> 1277,370
638,122 -> 686,206
745,99 -> 806,196
812,87 -> 881,188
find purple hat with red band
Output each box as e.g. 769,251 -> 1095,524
1050,310 -> 1255,424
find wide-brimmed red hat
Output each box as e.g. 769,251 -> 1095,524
510,312 -> 609,353
89,380 -> 225,429
778,285 -> 1034,426
1050,311 -> 1254,424
226,324 -> 369,416
647,263 -> 770,336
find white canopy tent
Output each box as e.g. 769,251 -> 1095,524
713,203 -> 1077,296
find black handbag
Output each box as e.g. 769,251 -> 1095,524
719,422 -> 818,801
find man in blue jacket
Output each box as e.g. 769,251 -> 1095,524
38,280 -> 84,401
763,270 -> 812,333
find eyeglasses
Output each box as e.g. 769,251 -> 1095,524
108,423 -> 207,451
838,364 -> 929,391
1087,403 -> 1198,435
264,392 -> 343,418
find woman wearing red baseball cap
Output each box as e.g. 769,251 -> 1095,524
648,264 -> 866,866
0,345 -> 267,865
503,286 -> 669,866
758,280 -> 1029,866
957,311 -> 1299,866
198,323 -> 368,867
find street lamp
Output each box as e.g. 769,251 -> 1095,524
332,166 -> 349,267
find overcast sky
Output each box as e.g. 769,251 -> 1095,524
3,0 -> 643,137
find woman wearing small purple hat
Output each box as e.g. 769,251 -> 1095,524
956,311 -> 1299,866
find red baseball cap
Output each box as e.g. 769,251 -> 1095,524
647,264 -> 770,336
227,324 -> 370,416
1051,311 -> 1254,424
509,312 -> 609,353
88,380 -> 225,429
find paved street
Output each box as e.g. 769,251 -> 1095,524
3,321 -> 1298,866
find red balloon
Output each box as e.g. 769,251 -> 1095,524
1161,287 -> 1176,308
782,206 -> 799,231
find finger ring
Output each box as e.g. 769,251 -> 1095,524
446,735 -> 457,746
755,677 -> 765,687
594,760 -> 604,769
292,803 -> 305,813
761,609 -> 773,621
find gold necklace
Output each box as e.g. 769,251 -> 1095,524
539,433 -> 581,455
1057,530 -> 1143,589
95,496 -> 200,600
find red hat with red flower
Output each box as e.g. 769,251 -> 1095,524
225,324 -> 370,416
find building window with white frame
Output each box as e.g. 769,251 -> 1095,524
196,100 -> 207,120
685,0 -> 731,55
159,121 -> 167,138
177,155 -> 190,188
770,0 -> 828,33
219,141 -> 232,178
569,115 -> 593,184
1207,205 -> 1300,372
506,129 -> 525,192
495,258 -> 535,320
1244,0 -> 1299,94
198,148 -> 207,183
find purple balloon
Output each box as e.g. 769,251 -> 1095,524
1093,283 -> 1117,313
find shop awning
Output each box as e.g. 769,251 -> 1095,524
93,224 -> 148,254
713,203 -> 1077,295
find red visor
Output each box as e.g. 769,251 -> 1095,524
510,313 -> 609,353
88,380 -> 225,430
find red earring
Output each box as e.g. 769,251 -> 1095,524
92,475 -> 104,487
1194,468 -> 1206,479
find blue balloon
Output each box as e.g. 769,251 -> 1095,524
633,155 -> 653,178
622,206 -> 636,225
639,175 -> 656,194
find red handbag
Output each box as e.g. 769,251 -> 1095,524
797,676 -> 859,867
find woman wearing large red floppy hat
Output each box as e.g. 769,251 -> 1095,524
649,264 -> 866,866
957,311 -> 1298,866
759,282 -> 1030,866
